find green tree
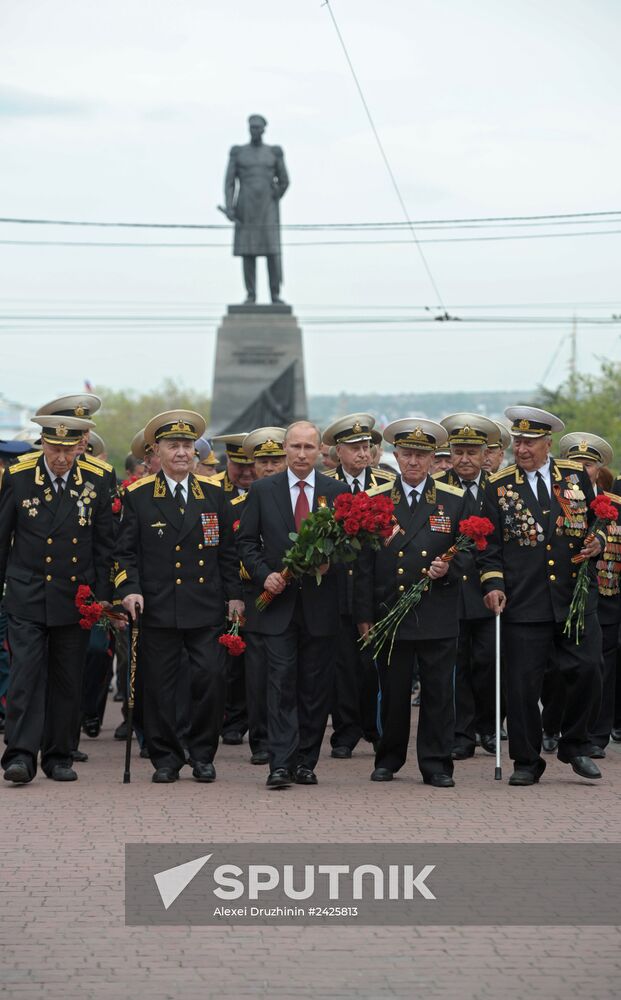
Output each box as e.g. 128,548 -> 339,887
93,379 -> 211,473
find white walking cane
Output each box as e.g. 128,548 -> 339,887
495,611 -> 502,780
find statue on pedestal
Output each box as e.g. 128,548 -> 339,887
223,114 -> 290,305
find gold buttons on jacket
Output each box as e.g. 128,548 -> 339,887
463,575 -> 468,582
72,556 -> 77,563
348,569 -> 353,576
546,544 -> 551,551
397,567 -> 404,575
397,551 -> 404,558
45,556 -> 52,564
421,550 -> 427,557
46,574 -> 52,582
198,560 -> 204,566
571,572 -> 577,578
198,543 -> 203,550
176,578 -> 182,585
550,575 -> 556,582
548,560 -> 555,566
47,538 -> 53,545
175,561 -> 181,569
72,538 -> 77,544
398,584 -> 405,592
175,545 -> 181,552
198,577 -> 204,584
70,576 -> 76,582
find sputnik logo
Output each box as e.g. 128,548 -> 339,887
154,854 -> 212,910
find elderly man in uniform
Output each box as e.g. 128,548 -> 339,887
478,407 -> 604,785
229,427 -> 288,765
0,413 -> 114,783
431,446 -> 452,475
224,114 -> 289,305
435,413 -> 501,759
355,419 -> 466,787
114,411 -> 243,783
559,433 -> 619,758
321,414 -> 395,758
237,420 -> 348,788
209,433 -> 257,745
482,421 -> 511,475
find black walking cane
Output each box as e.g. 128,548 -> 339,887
123,604 -> 141,784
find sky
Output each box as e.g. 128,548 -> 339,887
1,0 -> 620,410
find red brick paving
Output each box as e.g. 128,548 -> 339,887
2,701 -> 621,1000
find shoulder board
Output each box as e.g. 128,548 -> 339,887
603,491 -> 621,505
205,475 -> 222,487
231,492 -> 248,506
436,480 -> 464,497
127,474 -> 155,492
77,459 -> 104,477
323,468 -> 338,478
18,450 -> 42,463
489,464 -> 517,484
556,459 -> 583,471
370,466 -> 396,481
86,455 -> 114,473
366,480 -> 394,497
9,460 -> 38,475
432,471 -> 444,481
194,474 -> 215,485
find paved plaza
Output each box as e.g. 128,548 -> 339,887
2,702 -> 620,1000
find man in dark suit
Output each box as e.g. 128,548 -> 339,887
435,413 -> 502,759
0,413 -> 114,784
355,419 -> 466,787
478,406 -> 604,786
114,410 -> 243,783
321,413 -> 395,758
236,420 -> 348,788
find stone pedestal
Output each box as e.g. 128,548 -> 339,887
210,304 -> 308,432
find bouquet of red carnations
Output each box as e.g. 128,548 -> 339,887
362,515 -> 495,663
75,585 -> 126,631
564,495 -> 619,643
256,491 -> 395,611
218,611 -> 247,656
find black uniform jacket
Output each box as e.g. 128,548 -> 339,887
0,453 -> 114,626
325,464 -> 396,616
354,474 -> 466,642
114,470 -> 241,629
236,469 -> 348,637
476,459 -> 601,623
434,468 -> 492,621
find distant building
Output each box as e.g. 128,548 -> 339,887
0,394 -> 33,440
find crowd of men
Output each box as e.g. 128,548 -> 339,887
0,393 -> 619,790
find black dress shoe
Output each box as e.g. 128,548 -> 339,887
3,761 -> 32,784
152,767 -> 179,783
589,745 -> 606,759
451,746 -> 475,760
192,762 -> 216,782
295,766 -> 318,785
266,768 -> 291,789
370,767 -> 393,781
424,773 -> 455,788
222,731 -> 244,745
114,722 -> 128,740
509,769 -> 540,786
71,749 -> 88,762
479,735 -> 496,755
560,755 -> 602,779
250,751 -> 269,765
542,732 -> 560,753
330,746 -> 352,759
139,746 -> 150,759
49,764 -> 78,782
611,727 -> 621,743
82,717 -> 101,738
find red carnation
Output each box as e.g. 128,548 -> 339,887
232,519 -> 240,532
459,515 -> 495,551
111,496 -> 122,515
218,632 -> 246,656
590,496 -> 618,522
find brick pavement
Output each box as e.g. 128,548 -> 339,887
2,701 -> 620,1000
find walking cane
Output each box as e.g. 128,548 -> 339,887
495,611 -> 502,781
123,604 -> 141,784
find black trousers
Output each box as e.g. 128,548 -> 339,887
140,625 -> 226,771
589,620 -> 619,747
262,601 -> 336,773
453,616 -> 495,750
540,650 -> 564,736
330,614 -> 379,750
503,616 -> 602,773
222,651 -> 248,738
81,627 -> 115,725
2,615 -> 89,777
375,636 -> 457,780
244,630 -> 268,754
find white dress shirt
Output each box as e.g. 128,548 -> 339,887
163,473 -> 189,503
524,459 -> 552,502
44,459 -> 71,492
403,480 -> 425,506
288,467 -> 315,514
458,471 -> 482,500
342,468 -> 364,492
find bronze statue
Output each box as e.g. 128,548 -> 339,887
224,114 -> 289,305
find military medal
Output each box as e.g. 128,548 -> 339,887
201,512 -> 219,546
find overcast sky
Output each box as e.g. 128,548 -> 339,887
1,0 -> 620,410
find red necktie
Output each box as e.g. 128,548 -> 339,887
294,480 -> 310,530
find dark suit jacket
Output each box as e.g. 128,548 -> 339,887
354,474 -> 466,641
476,458 -> 600,623
0,454 -> 114,626
114,470 -> 241,629
236,469 -> 348,636
434,468 -> 492,621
